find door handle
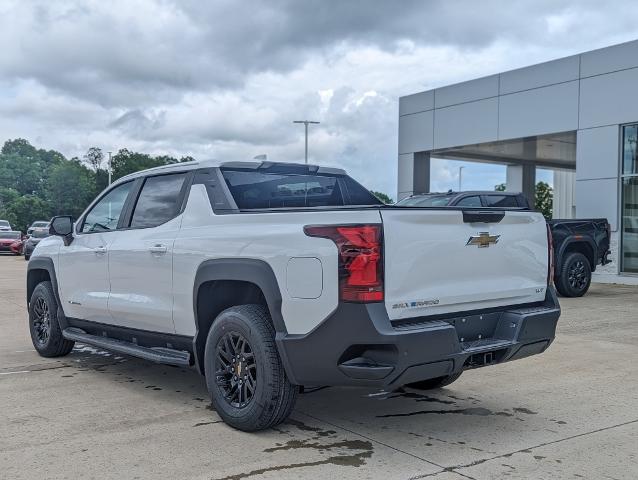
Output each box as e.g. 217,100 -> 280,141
149,244 -> 167,254
94,246 -> 107,255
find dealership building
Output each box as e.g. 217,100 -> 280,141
398,39 -> 638,283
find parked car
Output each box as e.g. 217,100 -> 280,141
23,229 -> 50,261
26,161 -> 560,431
0,231 -> 22,254
398,191 -> 611,297
0,219 -> 12,231
27,221 -> 49,236
10,237 -> 25,255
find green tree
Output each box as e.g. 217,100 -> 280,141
47,159 -> 98,218
535,181 -> 553,219
494,183 -> 506,191
111,149 -> 177,180
370,190 -> 393,204
2,195 -> 50,232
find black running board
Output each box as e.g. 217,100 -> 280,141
62,327 -> 191,366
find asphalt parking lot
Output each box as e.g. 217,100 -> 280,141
1,255 -> 637,480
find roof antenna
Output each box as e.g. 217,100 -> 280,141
253,154 -> 267,160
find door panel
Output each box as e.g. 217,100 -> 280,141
57,181 -> 134,323
107,218 -> 180,332
106,172 -> 188,333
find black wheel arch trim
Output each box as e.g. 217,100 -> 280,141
192,258 -> 287,375
555,237 -> 597,275
26,257 -> 68,329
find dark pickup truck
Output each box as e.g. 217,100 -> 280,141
397,192 -> 612,297
548,218 -> 611,297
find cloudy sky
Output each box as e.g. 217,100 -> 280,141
2,1 -> 638,197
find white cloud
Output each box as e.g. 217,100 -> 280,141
0,0 -> 637,197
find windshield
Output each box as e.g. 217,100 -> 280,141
32,222 -> 48,228
31,230 -> 49,239
0,231 -> 20,239
396,195 -> 453,207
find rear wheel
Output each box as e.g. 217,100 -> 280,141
204,304 -> 298,431
29,281 -> 74,357
555,252 -> 591,297
406,372 -> 463,390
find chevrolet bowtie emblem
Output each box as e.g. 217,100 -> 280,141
467,232 -> 500,248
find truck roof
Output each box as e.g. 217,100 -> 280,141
116,160 -> 347,183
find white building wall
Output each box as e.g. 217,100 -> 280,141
399,39 -> 638,280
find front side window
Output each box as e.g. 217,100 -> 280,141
81,181 -> 134,233
129,173 -> 187,229
621,124 -> 638,273
456,196 -> 482,207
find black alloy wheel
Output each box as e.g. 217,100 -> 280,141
215,332 -> 257,408
555,252 -> 592,297
567,259 -> 588,291
32,296 -> 51,346
28,281 -> 75,357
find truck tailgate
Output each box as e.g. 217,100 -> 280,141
380,209 -> 549,320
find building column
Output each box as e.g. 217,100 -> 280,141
397,152 -> 430,201
506,164 -> 536,207
552,170 -> 576,219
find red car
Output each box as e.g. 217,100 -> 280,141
0,231 -> 23,255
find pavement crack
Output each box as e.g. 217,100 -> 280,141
412,417 -> 638,478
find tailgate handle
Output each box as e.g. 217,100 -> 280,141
463,210 -> 505,224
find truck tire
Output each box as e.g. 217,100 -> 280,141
406,372 -> 463,390
204,304 -> 298,431
28,281 -> 75,357
555,252 -> 591,297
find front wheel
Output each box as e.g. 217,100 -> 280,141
29,281 -> 75,357
555,252 -> 591,297
204,304 -> 298,431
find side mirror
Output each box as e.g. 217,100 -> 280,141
49,216 -> 74,245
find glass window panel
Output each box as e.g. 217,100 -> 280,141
130,173 -> 186,229
622,125 -> 638,176
456,196 -> 482,207
81,181 -> 133,233
622,175 -> 638,273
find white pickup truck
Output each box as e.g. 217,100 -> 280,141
27,160 -> 560,431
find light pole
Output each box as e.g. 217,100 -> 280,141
458,166 -> 465,191
107,151 -> 113,185
293,120 -> 320,164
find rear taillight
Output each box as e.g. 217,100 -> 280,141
547,223 -> 554,286
304,224 -> 384,302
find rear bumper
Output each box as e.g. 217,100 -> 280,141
277,287 -> 560,387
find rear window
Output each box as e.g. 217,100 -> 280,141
31,230 -> 49,238
0,221 -> 9,227
0,231 -> 20,239
484,195 -> 519,208
397,195 -> 452,207
221,169 -> 381,209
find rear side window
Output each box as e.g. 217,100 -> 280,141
221,169 -> 381,209
456,195 -> 482,207
129,173 -> 187,228
484,195 -> 519,208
